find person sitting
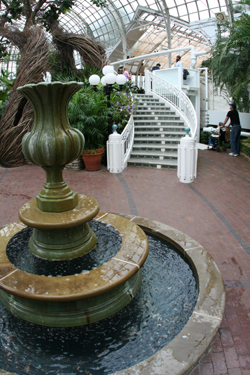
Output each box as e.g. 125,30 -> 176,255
209,122 -> 224,148
174,56 -> 183,68
151,63 -> 161,72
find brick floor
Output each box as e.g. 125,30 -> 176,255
0,149 -> 250,374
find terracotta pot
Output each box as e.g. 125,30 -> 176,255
82,147 -> 104,171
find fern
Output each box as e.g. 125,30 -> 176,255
68,89 -> 109,150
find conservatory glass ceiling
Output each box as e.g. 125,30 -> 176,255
58,0 -> 229,69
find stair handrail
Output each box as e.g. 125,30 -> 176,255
121,114 -> 134,166
147,72 -> 198,139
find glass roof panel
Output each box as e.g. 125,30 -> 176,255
178,4 -> 189,16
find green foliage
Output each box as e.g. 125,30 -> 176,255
3,0 -> 23,23
52,66 -> 80,83
241,139 -> 250,156
0,39 -> 11,59
200,131 -> 210,144
110,89 -> 138,133
40,0 -> 74,31
68,89 -> 109,150
0,69 -> 15,119
202,0 -> 250,112
50,55 -> 103,87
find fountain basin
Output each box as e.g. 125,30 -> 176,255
0,215 -> 225,374
0,212 -> 148,327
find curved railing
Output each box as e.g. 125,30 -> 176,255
122,115 -> 134,166
106,115 -> 134,173
148,72 -> 198,139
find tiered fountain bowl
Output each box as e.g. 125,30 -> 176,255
0,82 -> 149,327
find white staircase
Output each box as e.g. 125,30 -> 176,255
128,94 -> 185,169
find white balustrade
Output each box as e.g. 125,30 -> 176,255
107,116 -> 134,173
146,70 -> 198,140
122,115 -> 134,166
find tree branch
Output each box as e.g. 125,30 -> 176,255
0,26 -> 28,51
24,0 -> 33,29
32,0 -> 48,23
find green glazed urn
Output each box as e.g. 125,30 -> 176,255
18,82 -> 85,213
17,82 -> 99,261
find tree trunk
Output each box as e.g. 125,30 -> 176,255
0,27 -> 50,167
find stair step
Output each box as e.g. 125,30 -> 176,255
135,131 -> 185,136
134,115 -> 180,119
137,103 -> 165,107
135,125 -> 185,130
131,150 -> 177,158
132,144 -> 178,151
127,158 -> 177,169
136,110 -> 175,115
137,98 -> 161,102
134,137 -> 181,143
134,95 -> 154,98
134,120 -> 184,125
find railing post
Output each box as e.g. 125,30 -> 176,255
144,69 -> 151,94
107,125 -> 124,173
177,127 -> 197,183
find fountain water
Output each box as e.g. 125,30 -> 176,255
0,82 -> 225,374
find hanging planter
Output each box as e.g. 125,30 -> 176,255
82,147 -> 104,171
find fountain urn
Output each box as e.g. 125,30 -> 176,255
17,82 -> 99,261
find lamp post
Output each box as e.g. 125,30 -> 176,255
89,65 -> 127,136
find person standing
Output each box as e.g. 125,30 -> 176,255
223,103 -> 241,156
123,68 -> 130,81
151,63 -> 161,72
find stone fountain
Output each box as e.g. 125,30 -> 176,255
0,82 -> 225,374
0,82 -> 149,327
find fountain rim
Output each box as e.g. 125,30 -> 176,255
0,212 -> 149,302
18,194 -> 100,229
112,214 -> 225,375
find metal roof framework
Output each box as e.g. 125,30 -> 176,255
0,0 -> 231,73
57,0 -> 229,69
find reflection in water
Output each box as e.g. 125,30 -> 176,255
6,221 -> 122,276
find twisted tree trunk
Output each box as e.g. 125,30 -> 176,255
0,27 -> 50,167
52,27 -> 108,70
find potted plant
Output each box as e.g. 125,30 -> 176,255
68,89 -> 109,171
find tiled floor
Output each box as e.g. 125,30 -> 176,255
0,149 -> 250,374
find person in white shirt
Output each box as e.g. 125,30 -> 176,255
174,55 -> 183,68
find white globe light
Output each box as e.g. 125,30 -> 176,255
105,72 -> 117,85
89,74 -> 101,86
101,76 -> 107,86
116,74 -> 127,85
102,65 -> 114,75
